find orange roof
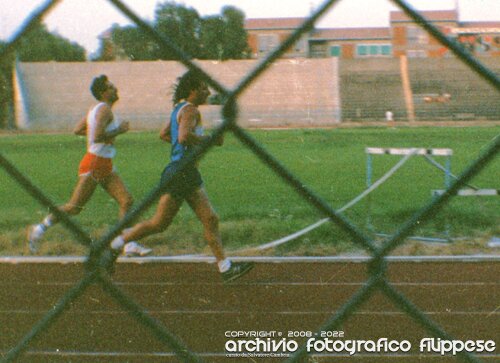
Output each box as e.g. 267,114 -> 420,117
390,10 -> 458,22
245,17 -> 307,30
459,21 -> 500,28
310,27 -> 390,40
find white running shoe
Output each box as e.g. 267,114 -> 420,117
123,241 -> 152,257
487,237 -> 500,248
27,224 -> 46,253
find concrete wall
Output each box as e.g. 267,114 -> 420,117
340,57 -> 500,122
340,58 -> 406,121
16,58 -> 340,131
15,57 -> 500,130
407,57 -> 500,121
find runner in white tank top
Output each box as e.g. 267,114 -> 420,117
86,102 -> 119,159
27,75 -> 151,257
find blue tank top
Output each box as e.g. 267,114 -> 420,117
170,101 -> 204,162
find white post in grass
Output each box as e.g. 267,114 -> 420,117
400,55 -> 416,123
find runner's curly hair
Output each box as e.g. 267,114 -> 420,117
172,70 -> 205,105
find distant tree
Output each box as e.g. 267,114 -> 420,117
92,28 -> 116,61
16,23 -> 86,62
94,24 -> 159,61
154,1 -> 202,59
113,25 -> 158,60
199,15 -> 225,60
0,41 -> 15,129
92,1 -> 250,61
220,6 -> 250,59
199,6 -> 250,60
0,40 -> 14,77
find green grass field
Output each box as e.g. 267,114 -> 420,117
1,126 -> 498,256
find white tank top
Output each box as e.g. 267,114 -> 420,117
86,102 -> 119,158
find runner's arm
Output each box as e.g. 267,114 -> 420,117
73,116 -> 87,136
178,106 -> 208,145
160,119 -> 171,143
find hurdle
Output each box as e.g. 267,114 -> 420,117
366,147 -> 453,243
431,188 -> 499,247
431,188 -> 499,197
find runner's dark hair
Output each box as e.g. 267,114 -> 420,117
172,70 -> 205,105
90,75 -> 109,101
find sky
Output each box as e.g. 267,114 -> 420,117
1,0 -> 499,56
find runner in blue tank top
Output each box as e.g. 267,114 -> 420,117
169,101 -> 204,163
110,70 -> 254,283
169,101 -> 189,162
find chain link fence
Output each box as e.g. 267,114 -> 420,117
0,0 -> 499,362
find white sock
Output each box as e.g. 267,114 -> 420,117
218,258 -> 231,273
111,236 -> 125,250
42,216 -> 53,228
33,224 -> 46,236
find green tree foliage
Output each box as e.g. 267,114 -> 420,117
198,15 -> 225,60
92,33 -> 115,62
104,24 -> 158,61
16,23 -> 86,62
118,26 -> 156,60
198,7 -> 249,60
0,41 -> 15,72
219,6 -> 250,59
154,1 -> 202,60
94,1 -> 250,61
0,41 -> 16,128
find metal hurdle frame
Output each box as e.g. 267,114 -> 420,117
366,147 -> 453,243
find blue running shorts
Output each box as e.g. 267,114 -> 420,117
160,162 -> 203,200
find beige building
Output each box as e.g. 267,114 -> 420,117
245,17 -> 310,58
245,10 -> 500,59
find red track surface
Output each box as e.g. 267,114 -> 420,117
0,256 -> 498,362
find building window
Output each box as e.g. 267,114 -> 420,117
310,41 -> 327,58
357,45 -> 368,56
369,45 -> 379,55
356,44 -> 392,57
381,45 -> 392,56
258,34 -> 279,53
330,45 -> 341,57
407,26 -> 427,45
294,37 -> 307,53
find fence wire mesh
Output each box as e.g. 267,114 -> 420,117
0,0 -> 499,362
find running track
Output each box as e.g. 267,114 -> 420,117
0,256 -> 498,362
